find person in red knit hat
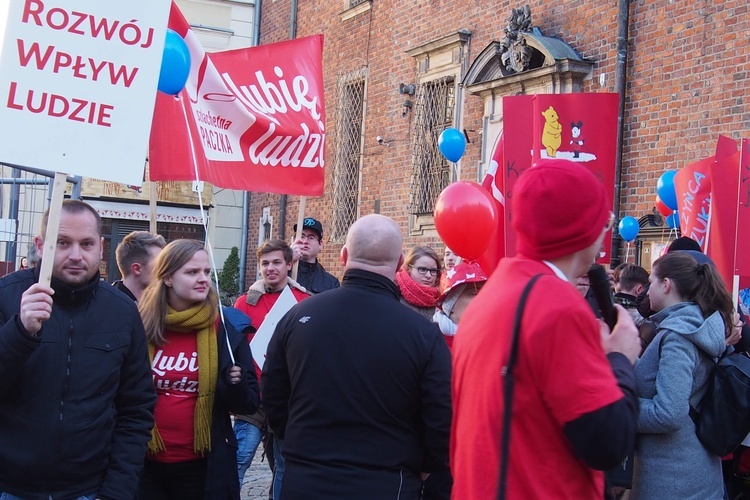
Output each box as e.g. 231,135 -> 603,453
396,245 -> 442,321
451,159 -> 641,499
433,261 -> 488,350
138,239 -> 260,500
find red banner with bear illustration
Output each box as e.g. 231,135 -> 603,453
501,93 -> 619,262
148,2 -> 325,195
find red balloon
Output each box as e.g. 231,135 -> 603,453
434,181 -> 498,261
655,195 -> 671,217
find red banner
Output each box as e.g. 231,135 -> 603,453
477,132 -> 506,275
148,3 -> 326,195
674,157 -> 713,251
707,136 -> 741,289
502,93 -> 619,262
738,139 -> 750,288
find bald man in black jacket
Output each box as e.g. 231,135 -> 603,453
262,214 -> 451,500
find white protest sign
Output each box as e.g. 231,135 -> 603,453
250,286 -> 299,371
0,0 -> 170,186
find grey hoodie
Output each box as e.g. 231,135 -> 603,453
631,302 -> 726,500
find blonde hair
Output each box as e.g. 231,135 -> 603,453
139,239 -> 218,345
402,245 -> 443,287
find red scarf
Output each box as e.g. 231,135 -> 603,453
396,269 -> 441,308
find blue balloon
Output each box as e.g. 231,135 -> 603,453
618,215 -> 640,242
158,29 -> 191,95
657,170 -> 678,211
438,128 -> 466,162
666,211 -> 680,229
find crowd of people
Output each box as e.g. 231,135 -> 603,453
1,157 -> 749,499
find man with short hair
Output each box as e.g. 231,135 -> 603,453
451,159 -> 641,499
291,217 -> 339,293
615,264 -> 649,313
614,264 -> 653,354
262,214 -> 452,499
112,230 -> 166,301
0,199 -> 156,499
233,240 -> 311,494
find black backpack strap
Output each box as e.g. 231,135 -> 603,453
497,274 -> 543,500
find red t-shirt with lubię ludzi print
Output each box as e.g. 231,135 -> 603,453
148,330 -> 201,463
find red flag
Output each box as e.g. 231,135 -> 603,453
738,139 -> 750,288
149,3 -> 326,195
477,132 -> 506,275
707,136 -> 741,290
502,93 -> 619,262
674,156 -> 712,251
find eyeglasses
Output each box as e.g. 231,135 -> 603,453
412,266 -> 440,277
299,234 -> 320,242
604,212 -> 615,232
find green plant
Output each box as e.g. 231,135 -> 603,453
218,246 -> 240,306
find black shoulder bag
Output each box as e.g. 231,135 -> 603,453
497,274 -> 543,500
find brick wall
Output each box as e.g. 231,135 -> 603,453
243,0 -> 750,286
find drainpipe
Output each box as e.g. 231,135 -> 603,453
278,0 -> 298,241
610,0 -> 631,267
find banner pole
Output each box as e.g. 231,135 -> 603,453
291,197 -> 307,281
38,172 -> 68,287
149,181 -> 157,234
734,275 -> 740,311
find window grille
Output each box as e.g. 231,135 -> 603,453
348,0 -> 368,8
408,77 -> 455,216
330,70 -> 366,242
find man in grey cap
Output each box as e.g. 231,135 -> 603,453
291,217 -> 339,293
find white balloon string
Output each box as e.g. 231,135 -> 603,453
181,102 -> 236,367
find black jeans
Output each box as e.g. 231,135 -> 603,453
140,458 -> 207,500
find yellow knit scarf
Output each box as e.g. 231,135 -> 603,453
147,302 -> 218,456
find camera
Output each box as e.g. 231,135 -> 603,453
377,136 -> 384,145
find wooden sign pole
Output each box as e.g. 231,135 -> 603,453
149,181 -> 158,234
37,172 -> 68,287
290,196 -> 307,280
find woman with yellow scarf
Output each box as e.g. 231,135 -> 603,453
138,239 -> 259,499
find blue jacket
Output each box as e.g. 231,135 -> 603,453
0,268 -> 156,500
632,302 -> 726,499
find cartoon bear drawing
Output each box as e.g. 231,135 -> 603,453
570,121 -> 585,159
541,106 -> 562,157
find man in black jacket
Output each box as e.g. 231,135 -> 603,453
263,214 -> 452,499
290,217 -> 339,293
0,200 -> 156,500
112,230 -> 166,302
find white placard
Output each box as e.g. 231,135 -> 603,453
250,286 -> 299,371
0,0 -> 170,185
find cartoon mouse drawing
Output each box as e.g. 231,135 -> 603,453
570,121 -> 585,159
541,106 -> 562,157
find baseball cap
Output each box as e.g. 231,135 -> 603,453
293,217 -> 323,239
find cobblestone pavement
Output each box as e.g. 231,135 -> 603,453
240,449 -> 272,500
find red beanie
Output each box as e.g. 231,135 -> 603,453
512,159 -> 610,260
